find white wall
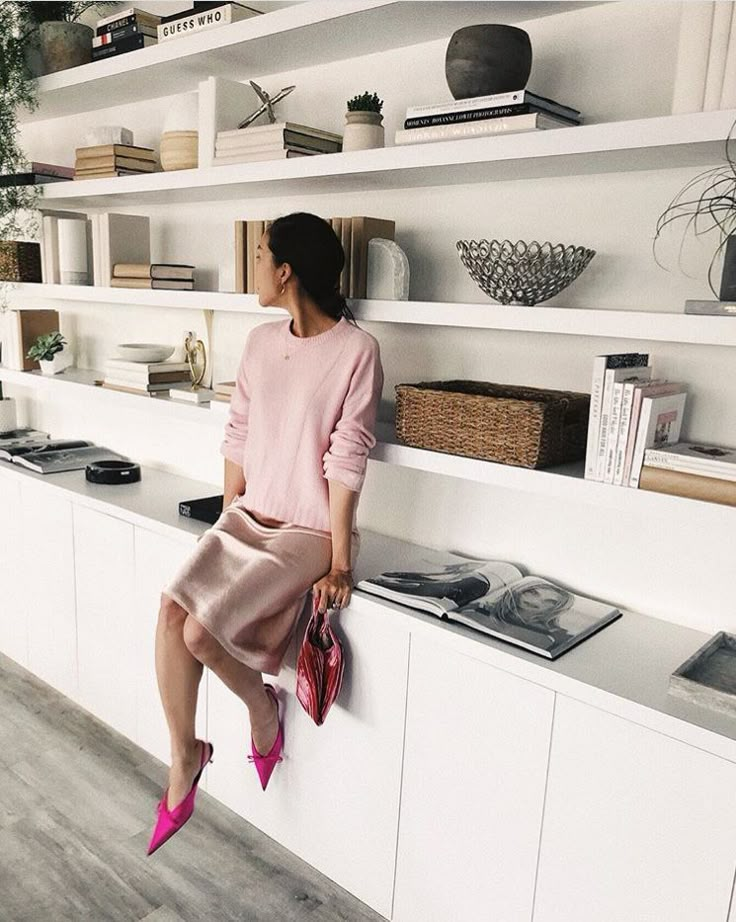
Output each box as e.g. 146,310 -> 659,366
11,1 -> 736,636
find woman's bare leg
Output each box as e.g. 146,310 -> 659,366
156,593 -> 206,810
181,616 -> 278,756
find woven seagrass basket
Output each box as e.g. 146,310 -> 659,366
0,241 -> 42,282
395,380 -> 590,469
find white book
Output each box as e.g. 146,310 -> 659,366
672,1 -> 714,114
604,373 -> 652,484
158,4 -> 260,42
644,441 -> 736,479
405,90 -> 579,120
216,122 -> 343,143
720,2 -> 736,108
704,0 -> 732,110
213,150 -> 310,164
597,365 -> 651,481
395,112 -> 573,145
613,378 -> 665,486
628,392 -> 689,489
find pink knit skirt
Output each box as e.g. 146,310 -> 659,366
162,504 -> 360,676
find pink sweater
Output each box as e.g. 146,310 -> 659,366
220,315 -> 384,537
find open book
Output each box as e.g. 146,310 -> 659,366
357,553 -> 621,660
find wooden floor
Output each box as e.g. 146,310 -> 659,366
0,652 -> 387,922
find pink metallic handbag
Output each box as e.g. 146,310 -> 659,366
296,592 -> 345,725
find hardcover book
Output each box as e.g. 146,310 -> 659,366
357,550 -> 621,660
629,391 -> 689,488
644,441 -> 736,480
394,112 -> 575,146
11,445 -> 129,473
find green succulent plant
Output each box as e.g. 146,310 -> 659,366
27,331 -> 67,362
347,92 -> 384,114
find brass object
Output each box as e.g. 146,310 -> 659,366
184,330 -> 207,388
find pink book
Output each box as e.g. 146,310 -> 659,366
622,382 -> 684,486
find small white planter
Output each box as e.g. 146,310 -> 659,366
342,110 -> 385,152
0,397 -> 18,434
38,351 -> 72,375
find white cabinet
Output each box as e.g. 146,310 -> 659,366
73,504 -> 137,739
133,526 -> 208,766
533,695 -> 736,922
392,633 -> 556,922
206,598 -> 410,920
21,484 -> 77,700
0,475 -> 27,667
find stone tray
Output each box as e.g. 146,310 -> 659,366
669,631 -> 736,717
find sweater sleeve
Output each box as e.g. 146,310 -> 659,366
219,335 -> 251,466
322,339 -> 384,493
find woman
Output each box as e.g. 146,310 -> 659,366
148,212 -> 384,854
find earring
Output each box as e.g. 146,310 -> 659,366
280,283 -> 285,295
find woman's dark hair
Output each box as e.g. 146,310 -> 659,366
266,212 -> 358,325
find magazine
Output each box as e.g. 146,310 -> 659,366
356,550 -> 621,660
11,445 -> 131,473
0,438 -> 94,462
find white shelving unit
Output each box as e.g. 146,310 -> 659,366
33,109 -> 736,205
23,0 -> 602,122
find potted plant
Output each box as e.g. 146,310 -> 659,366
26,331 -> 72,375
17,2 -> 117,76
343,91 -> 384,152
653,115 -> 736,300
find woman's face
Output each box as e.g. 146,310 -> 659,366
255,231 -> 289,307
516,584 -> 567,619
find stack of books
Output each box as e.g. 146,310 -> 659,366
215,122 -> 343,165
584,351 -> 689,489
92,7 -> 160,61
396,89 -> 581,146
158,2 -> 262,42
234,215 -> 394,299
639,442 -> 736,506
111,263 -> 195,290
75,144 -> 156,180
102,357 -> 193,397
0,162 -> 73,187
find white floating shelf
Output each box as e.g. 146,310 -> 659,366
36,110 -> 736,206
23,0 -> 601,122
7,283 -> 736,346
0,365 -> 730,516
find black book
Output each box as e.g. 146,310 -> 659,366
91,33 -> 155,59
404,104 -> 580,130
0,173 -> 69,187
159,2 -> 256,24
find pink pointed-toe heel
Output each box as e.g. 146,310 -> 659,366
146,738 -> 214,856
248,683 -> 283,791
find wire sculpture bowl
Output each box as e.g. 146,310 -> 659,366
456,239 -> 596,305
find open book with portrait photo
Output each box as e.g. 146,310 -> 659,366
356,553 -> 621,660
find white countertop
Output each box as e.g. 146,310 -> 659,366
3,456 -> 735,763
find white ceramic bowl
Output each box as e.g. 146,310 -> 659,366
114,344 -> 176,363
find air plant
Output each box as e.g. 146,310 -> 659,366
652,115 -> 736,298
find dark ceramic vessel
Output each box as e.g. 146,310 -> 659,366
445,24 -> 532,99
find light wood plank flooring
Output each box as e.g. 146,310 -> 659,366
0,652 -> 388,922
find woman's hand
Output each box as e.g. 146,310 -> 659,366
312,568 -> 353,614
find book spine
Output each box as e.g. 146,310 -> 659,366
585,357 -> 608,480
93,24 -> 149,47
613,382 -> 636,486
91,33 -> 148,58
406,90 -> 531,118
603,380 -> 626,484
404,103 -> 577,129
639,466 -> 736,506
158,6 -> 237,42
395,114 -> 559,144
96,7 -> 137,29
643,451 -> 736,478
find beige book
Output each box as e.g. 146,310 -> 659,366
639,466 -> 736,506
76,144 -> 156,161
76,156 -> 156,171
246,221 -> 264,294
234,220 -> 246,293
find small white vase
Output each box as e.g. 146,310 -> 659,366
0,397 -> 18,434
38,351 -> 72,376
342,110 -> 385,152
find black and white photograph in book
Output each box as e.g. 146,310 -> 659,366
357,554 -> 622,659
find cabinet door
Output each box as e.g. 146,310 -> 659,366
21,484 -> 77,700
533,695 -> 736,922
134,526 -> 207,767
393,633 -> 555,922
73,504 -> 137,739
0,476 -> 27,667
206,598 -> 410,919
